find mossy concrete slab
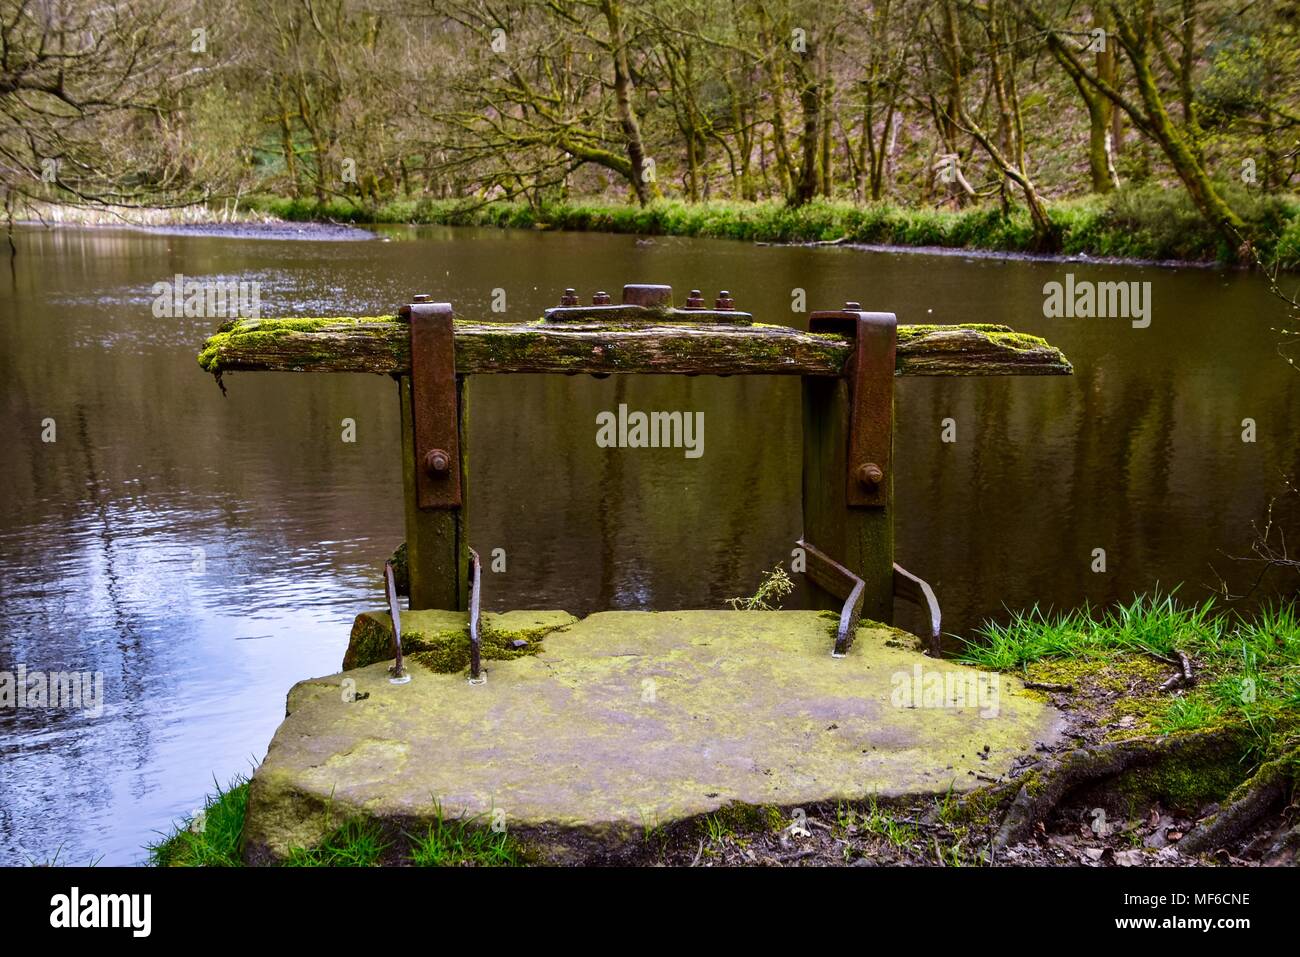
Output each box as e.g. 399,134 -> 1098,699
243,610 -> 1063,864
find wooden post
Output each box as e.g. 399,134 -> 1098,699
801,376 -> 893,623
399,374 -> 469,609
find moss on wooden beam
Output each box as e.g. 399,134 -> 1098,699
196,316 -> 1072,379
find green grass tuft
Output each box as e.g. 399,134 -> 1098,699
284,818 -> 390,867
405,803 -> 520,866
960,592 -> 1300,745
147,777 -> 249,867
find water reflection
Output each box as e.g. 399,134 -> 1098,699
0,224 -> 1296,864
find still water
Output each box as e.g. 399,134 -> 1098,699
1,223 -> 1297,864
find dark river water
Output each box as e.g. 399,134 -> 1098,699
1,223 -> 1297,865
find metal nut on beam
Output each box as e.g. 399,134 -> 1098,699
424,448 -> 451,476
856,463 -> 884,487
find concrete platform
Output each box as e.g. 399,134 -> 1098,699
241,610 -> 1064,863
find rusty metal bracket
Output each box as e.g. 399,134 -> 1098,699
467,547 -> 484,684
799,543 -> 942,658
384,559 -> 410,684
808,305 -> 896,508
893,563 -> 942,656
797,538 -> 865,657
404,299 -> 462,510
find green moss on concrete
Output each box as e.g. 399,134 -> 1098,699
243,610 -> 1063,864
343,608 -> 578,672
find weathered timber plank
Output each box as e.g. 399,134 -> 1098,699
197,316 -> 1071,379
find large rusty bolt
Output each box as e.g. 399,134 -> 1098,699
685,289 -> 705,309
424,448 -> 452,477
560,288 -> 579,306
714,290 -> 735,310
593,290 -> 612,305
856,462 -> 884,488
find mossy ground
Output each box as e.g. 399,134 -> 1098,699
958,592 -> 1300,751
647,594 -> 1300,866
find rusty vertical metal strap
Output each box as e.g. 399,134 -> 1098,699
406,301 -> 462,510
808,308 -> 896,508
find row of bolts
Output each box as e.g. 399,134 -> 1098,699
418,290 -> 868,312
560,288 -> 735,310
560,291 -> 866,312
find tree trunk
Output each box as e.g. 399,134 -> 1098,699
601,0 -> 657,206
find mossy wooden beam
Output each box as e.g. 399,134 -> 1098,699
197,316 -> 1072,379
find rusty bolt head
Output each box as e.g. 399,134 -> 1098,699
685,289 -> 705,309
412,294 -> 431,303
844,300 -> 862,310
424,448 -> 452,477
560,288 -> 579,306
856,462 -> 884,487
714,290 -> 735,310
593,290 -> 612,305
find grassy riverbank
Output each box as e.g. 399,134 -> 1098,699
960,593 -> 1300,744
149,593 -> 1298,867
243,186 -> 1300,268
148,779 -> 520,867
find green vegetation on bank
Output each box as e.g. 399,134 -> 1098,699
960,592 -> 1300,747
246,186 -> 1300,268
148,781 -> 521,867
146,777 -> 249,867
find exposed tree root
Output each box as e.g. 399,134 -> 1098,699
1178,745 -> 1299,856
992,729 -> 1243,854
